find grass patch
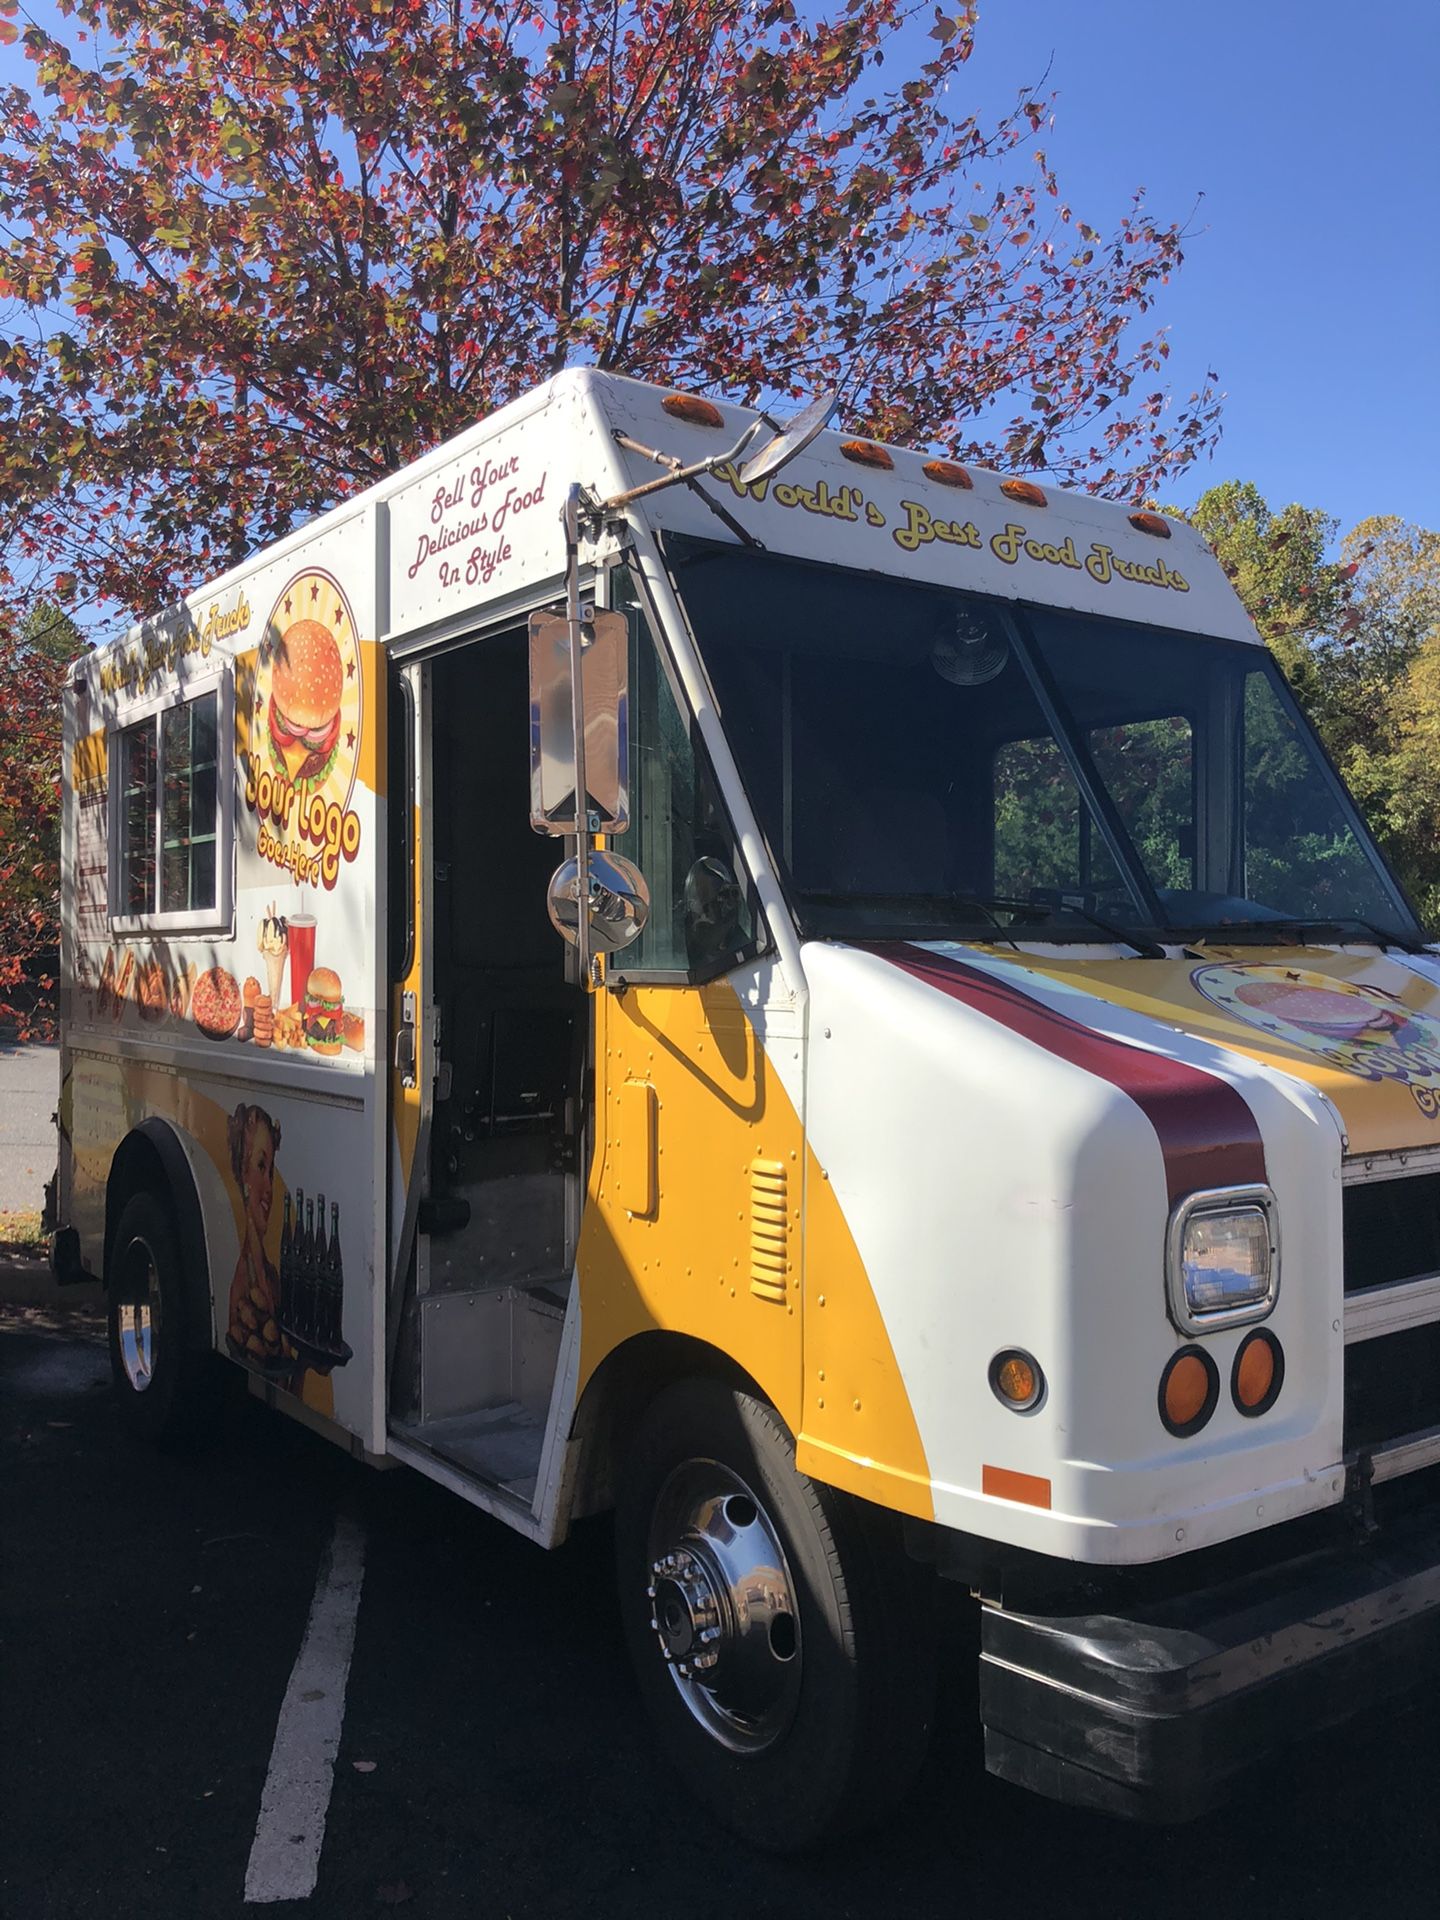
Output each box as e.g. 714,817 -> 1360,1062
0,1208 -> 45,1254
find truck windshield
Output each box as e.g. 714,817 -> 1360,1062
665,535 -> 1419,946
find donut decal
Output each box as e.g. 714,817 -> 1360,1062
1191,963 -> 1440,1118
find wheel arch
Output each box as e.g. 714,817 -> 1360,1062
567,1330 -> 777,1521
105,1120 -> 214,1350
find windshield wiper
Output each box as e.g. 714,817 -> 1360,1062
973,893 -> 1166,960
800,891 -> 1166,959
798,891 -> 1007,933
1191,917 -> 1427,955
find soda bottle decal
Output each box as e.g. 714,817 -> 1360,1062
314,1193 -> 329,1346
290,1188 -> 304,1339
303,1198 -> 317,1345
280,1192 -> 294,1333
326,1201 -> 343,1348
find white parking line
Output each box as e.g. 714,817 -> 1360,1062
244,1513 -> 366,1904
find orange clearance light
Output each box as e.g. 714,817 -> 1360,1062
1232,1329 -> 1284,1416
1000,478 -> 1047,508
1159,1346 -> 1218,1438
1129,510 -> 1173,539
662,393 -> 724,429
840,439 -> 894,470
923,458 -> 974,489
990,1348 -> 1043,1410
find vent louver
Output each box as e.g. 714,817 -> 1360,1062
749,1159 -> 789,1305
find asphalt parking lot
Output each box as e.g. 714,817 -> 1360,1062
6,1305 -> 1440,1920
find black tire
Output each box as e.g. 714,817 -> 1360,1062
107,1188 -> 217,1447
615,1377 -> 936,1852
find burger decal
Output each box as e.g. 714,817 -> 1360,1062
269,618 -> 345,795
302,966 -> 345,1057
1192,962 -> 1440,1118
243,567 -> 364,893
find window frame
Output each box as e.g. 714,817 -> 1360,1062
600,559 -> 768,987
107,667 -> 235,937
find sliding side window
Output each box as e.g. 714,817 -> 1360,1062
110,676 -> 233,932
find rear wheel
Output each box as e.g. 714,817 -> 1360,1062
107,1189 -> 215,1446
615,1378 -> 935,1852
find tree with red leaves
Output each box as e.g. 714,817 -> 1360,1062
0,0 -> 1219,623
0,599 -> 79,1040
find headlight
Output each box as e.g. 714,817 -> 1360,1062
1166,1187 -> 1279,1336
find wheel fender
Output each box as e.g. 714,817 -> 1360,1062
106,1120 -> 214,1351
566,1330 -> 771,1521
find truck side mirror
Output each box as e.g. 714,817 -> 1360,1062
546,849 -> 650,954
528,607 -> 630,836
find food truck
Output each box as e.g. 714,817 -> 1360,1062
54,369 -> 1440,1847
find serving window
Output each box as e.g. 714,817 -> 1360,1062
109,672 -> 234,934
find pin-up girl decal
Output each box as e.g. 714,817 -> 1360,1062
226,1102 -> 286,1368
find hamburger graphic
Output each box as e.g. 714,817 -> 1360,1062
269,619 -> 344,790
301,966 -> 345,1057
1233,978 -> 1405,1044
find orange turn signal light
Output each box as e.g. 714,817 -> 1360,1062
1232,1329 -> 1283,1416
662,393 -> 724,428
840,439 -> 894,470
1159,1346 -> 1218,1438
922,458 -> 974,489
990,1348 -> 1043,1410
1000,478 -> 1047,508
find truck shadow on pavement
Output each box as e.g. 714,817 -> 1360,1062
4,1309 -> 1438,1920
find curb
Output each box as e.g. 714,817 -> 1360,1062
0,1254 -> 103,1312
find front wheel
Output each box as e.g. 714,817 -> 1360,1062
615,1378 -> 935,1852
107,1189 -> 216,1446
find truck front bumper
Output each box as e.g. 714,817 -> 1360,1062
979,1494 -> 1440,1819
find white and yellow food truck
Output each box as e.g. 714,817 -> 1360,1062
55,370 -> 1440,1847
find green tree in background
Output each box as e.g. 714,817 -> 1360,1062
1179,483 -> 1440,932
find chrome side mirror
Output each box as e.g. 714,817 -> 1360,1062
547,849 -> 651,954
528,606 -> 630,835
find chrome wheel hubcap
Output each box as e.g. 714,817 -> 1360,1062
645,1462 -> 801,1754
116,1238 -> 162,1393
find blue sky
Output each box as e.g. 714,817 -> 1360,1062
923,1 -> 1440,536
3,1 -> 1435,542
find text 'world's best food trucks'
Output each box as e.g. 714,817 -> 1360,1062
54,370 -> 1440,1848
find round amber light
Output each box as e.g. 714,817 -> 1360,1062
1128,510 -> 1173,539
840,438 -> 894,470
1232,1330 -> 1283,1416
990,1349 -> 1042,1410
1000,477 -> 1047,508
661,392 -> 724,428
923,458 -> 974,489
1159,1347 -> 1217,1437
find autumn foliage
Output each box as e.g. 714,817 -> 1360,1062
1181,485 -> 1440,930
0,602 -> 78,1038
0,0 -> 1220,622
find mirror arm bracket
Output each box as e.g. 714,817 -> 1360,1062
602,421 -> 763,511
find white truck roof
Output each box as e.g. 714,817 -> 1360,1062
81,367 -> 1256,675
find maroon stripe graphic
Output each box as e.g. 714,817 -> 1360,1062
868,942 -> 1266,1203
